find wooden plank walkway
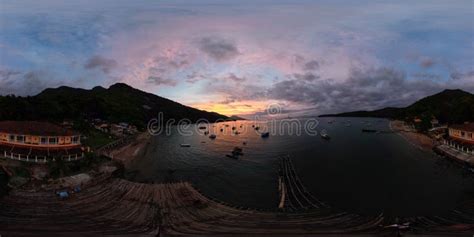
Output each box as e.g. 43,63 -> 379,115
278,155 -> 328,211
0,176 -> 472,235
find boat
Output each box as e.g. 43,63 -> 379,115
226,147 -> 244,159
180,144 -> 191,147
226,154 -> 239,159
232,147 -> 244,156
209,134 -> 217,139
320,132 -> 330,140
261,132 -> 270,138
362,129 -> 377,133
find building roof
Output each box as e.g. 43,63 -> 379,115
0,121 -> 80,136
449,123 -> 474,132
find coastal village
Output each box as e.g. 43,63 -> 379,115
0,82 -> 472,236
390,118 -> 474,167
0,115 -> 474,236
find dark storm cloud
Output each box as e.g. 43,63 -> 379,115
412,73 -> 441,80
0,70 -> 62,96
186,71 -> 206,84
268,68 -> 465,114
226,73 -> 246,83
84,55 -> 118,74
292,72 -> 319,81
0,69 -> 21,81
303,60 -> 320,70
198,37 -> 239,61
154,56 -> 189,69
450,70 -> 474,80
147,76 -> 177,86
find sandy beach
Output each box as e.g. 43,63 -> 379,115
389,120 -> 435,151
106,132 -> 151,167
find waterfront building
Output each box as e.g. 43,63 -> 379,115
0,121 -> 84,162
448,123 -> 474,144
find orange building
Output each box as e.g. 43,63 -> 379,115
448,123 -> 474,145
0,121 -> 84,162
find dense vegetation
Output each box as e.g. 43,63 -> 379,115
320,89 -> 474,125
0,83 -> 228,129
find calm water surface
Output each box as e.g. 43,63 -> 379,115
128,117 -> 474,217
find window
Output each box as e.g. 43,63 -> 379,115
469,133 -> 473,139
72,136 -> 80,144
461,131 -> 465,137
16,135 -> 25,143
48,137 -> 57,144
9,135 -> 15,142
41,137 -> 47,144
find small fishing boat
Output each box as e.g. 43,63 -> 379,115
261,132 -> 270,138
209,134 -> 217,139
226,154 -> 239,159
180,144 -> 191,147
232,147 -> 244,156
320,132 -> 330,140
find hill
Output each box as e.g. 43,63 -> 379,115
0,83 -> 228,128
319,89 -> 474,124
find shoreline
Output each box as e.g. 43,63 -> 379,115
389,120 -> 435,152
1,127 -> 473,235
103,132 -> 151,168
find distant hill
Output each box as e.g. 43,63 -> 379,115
319,89 -> 474,124
0,83 -> 228,128
228,115 -> 246,121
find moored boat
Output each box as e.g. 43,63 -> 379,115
320,132 -> 330,140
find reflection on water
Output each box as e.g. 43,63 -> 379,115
128,117 -> 474,217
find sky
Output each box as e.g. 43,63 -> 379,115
0,0 -> 473,117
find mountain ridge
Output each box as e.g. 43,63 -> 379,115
0,83 -> 229,128
319,89 -> 474,124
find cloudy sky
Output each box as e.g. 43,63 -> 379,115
1,0 -> 473,116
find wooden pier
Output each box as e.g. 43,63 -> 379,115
278,155 -> 327,211
0,171 -> 472,235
